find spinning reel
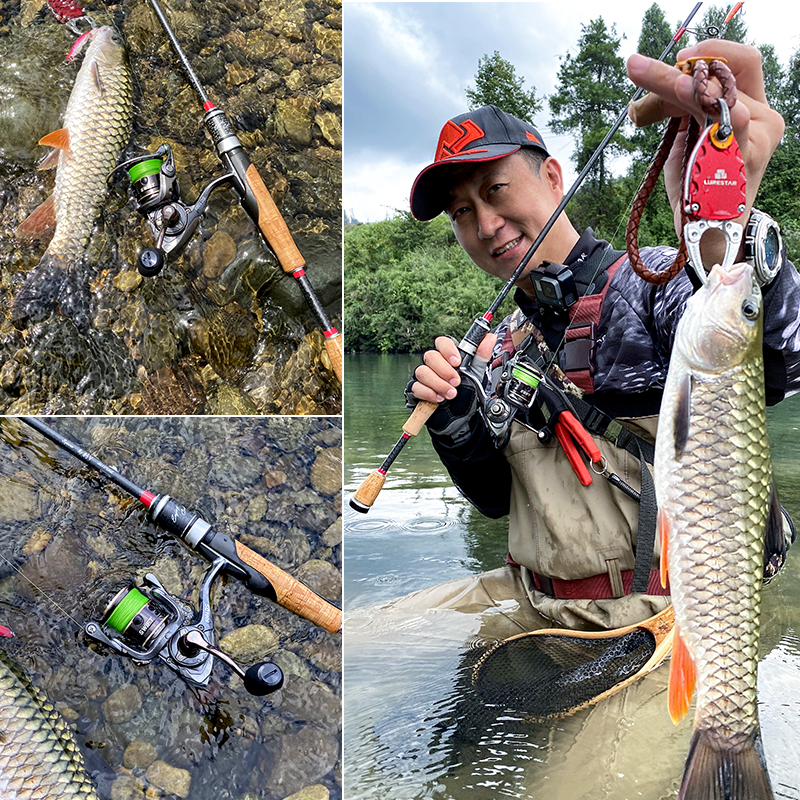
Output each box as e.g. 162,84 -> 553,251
110,144 -> 236,278
85,557 -> 284,696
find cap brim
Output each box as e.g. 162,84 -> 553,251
410,144 -> 521,221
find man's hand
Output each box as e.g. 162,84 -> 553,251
411,333 -> 498,403
627,40 -> 785,266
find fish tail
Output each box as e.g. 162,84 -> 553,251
679,727 -> 774,800
10,253 -> 69,328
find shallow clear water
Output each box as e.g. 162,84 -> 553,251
0,415 -> 342,800
344,353 -> 800,800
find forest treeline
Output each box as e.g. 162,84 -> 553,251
345,4 -> 800,353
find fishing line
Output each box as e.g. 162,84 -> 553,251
0,550 -> 84,631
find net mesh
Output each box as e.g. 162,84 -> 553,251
471,628 -> 656,720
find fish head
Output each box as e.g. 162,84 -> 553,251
677,261 -> 762,374
66,25 -> 127,69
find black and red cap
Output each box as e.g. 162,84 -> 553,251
410,105 -> 549,221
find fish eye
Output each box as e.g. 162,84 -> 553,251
742,299 -> 759,320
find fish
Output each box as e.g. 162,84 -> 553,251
0,630 -> 99,799
654,261 -> 785,799
11,25 -> 133,329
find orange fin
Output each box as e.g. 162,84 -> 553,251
658,507 -> 670,588
39,128 -> 70,151
668,626 -> 696,725
16,194 -> 57,241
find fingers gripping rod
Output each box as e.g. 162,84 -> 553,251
349,2 -> 703,514
147,0 -> 342,384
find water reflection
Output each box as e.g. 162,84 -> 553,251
344,353 -> 800,799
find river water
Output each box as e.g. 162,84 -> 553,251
343,352 -> 800,800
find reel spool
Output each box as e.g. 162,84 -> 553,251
86,563 -> 284,696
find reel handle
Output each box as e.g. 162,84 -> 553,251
349,400 -> 438,513
234,540 -> 343,634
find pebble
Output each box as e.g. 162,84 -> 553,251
309,447 -> 342,495
219,623 -> 280,663
124,739 -> 159,770
103,684 -> 143,725
145,760 -> 192,799
283,785 -> 330,800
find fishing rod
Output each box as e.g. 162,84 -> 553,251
112,0 -> 343,385
17,417 -> 341,690
349,2 -> 704,514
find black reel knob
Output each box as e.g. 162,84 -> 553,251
138,247 -> 165,277
244,662 -> 284,696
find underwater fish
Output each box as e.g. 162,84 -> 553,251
654,262 -> 784,799
0,629 -> 99,799
11,25 -> 132,328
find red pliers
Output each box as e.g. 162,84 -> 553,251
537,384 -> 601,486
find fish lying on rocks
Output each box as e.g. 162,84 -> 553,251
11,25 -> 132,329
0,628 -> 99,799
654,261 -> 786,799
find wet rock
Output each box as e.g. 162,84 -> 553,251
209,449 -> 263,490
294,560 -> 341,605
145,760 -> 192,799
113,270 -> 144,293
298,636 -> 342,674
315,111 -> 341,148
321,518 -> 342,548
124,739 -> 159,770
138,364 -> 205,415
264,468 -> 288,489
274,96 -> 316,145
246,494 -> 268,522
219,624 -> 279,664
206,383 -> 259,415
270,723 -> 339,796
278,675 -> 341,726
110,774 -> 146,800
309,447 -> 341,495
312,24 -> 342,60
283,785 -> 330,800
202,230 -> 238,279
0,476 -> 38,522
103,683 -> 142,724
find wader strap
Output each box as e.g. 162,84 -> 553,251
631,439 -> 658,594
569,396 -> 656,465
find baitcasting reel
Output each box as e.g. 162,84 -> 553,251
110,144 -> 237,278
85,557 -> 284,696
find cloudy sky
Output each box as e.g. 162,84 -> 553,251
344,1 -> 800,223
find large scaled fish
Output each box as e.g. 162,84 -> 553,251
655,261 -> 785,799
0,630 -> 99,799
11,25 -> 133,328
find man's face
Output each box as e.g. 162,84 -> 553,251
445,151 -> 567,290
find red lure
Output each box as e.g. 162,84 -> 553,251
47,0 -> 85,23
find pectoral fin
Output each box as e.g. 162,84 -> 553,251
673,373 -> 692,458
658,507 -> 670,589
39,128 -> 70,151
763,482 -> 789,582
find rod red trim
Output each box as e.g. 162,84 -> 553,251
323,327 -> 339,338
203,101 -> 216,112
140,491 -> 157,508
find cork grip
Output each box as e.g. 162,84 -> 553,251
244,163 -> 306,273
350,470 -> 386,511
234,540 -> 342,633
403,400 -> 438,436
324,334 -> 343,384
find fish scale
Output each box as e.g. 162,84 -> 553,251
654,261 -> 776,798
0,653 -> 99,799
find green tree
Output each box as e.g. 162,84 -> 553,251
549,17 -> 632,232
465,51 -> 542,120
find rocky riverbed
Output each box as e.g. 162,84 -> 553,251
0,416 -> 342,799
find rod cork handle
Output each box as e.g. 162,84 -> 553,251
324,333 -> 343,384
234,541 -> 342,633
350,400 -> 439,513
244,163 -> 306,273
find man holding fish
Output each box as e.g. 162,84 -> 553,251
400,37 -> 800,799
